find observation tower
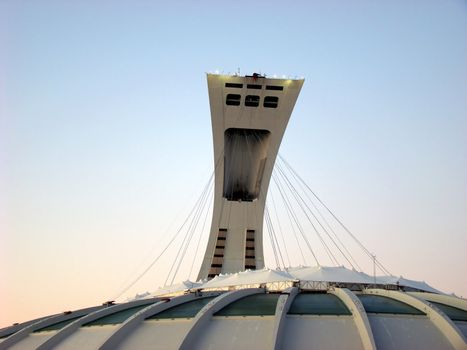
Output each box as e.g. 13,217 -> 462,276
198,73 -> 303,279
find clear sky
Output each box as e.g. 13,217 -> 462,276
1,0 -> 466,328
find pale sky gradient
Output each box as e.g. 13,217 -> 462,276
1,0 -> 466,328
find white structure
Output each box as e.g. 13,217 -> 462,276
197,74 -> 303,280
1,73 -> 466,350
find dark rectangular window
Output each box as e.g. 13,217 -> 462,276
213,254 -> 224,258
215,245 -> 225,249
245,95 -> 260,107
246,238 -> 255,242
211,264 -> 223,268
225,83 -> 243,88
264,96 -> 279,108
245,255 -> 255,259
226,94 -> 241,106
247,84 -> 262,90
217,237 -> 226,241
246,247 -> 255,250
266,85 -> 283,91
245,265 -> 256,269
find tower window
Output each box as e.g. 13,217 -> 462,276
247,84 -> 262,90
266,85 -> 283,91
226,94 -> 241,106
225,83 -> 243,88
245,95 -> 260,107
264,96 -> 279,108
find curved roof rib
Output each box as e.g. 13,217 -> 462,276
330,288 -> 376,350
408,292 -> 467,311
179,288 -> 264,349
272,287 -> 299,350
100,292 -> 221,350
363,289 -> 467,350
0,305 -> 102,350
35,298 -> 158,350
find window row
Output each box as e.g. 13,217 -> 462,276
225,82 -> 284,91
226,94 -> 279,108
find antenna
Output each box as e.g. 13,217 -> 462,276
372,253 -> 376,286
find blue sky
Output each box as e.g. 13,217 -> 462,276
1,0 -> 466,327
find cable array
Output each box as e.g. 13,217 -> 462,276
264,154 -> 391,275
164,174 -> 214,286
113,150 -> 392,300
113,173 -> 214,300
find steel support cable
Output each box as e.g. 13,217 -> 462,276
167,173 -> 214,285
165,175 -> 212,285
273,177 -> 306,265
275,162 -> 356,269
272,171 -> 320,266
188,186 -> 214,280
269,206 -> 287,269
170,183 -> 211,285
280,156 -> 391,275
265,214 -> 280,269
275,163 -> 340,267
113,173 -> 214,300
165,179 -> 210,286
248,132 -> 309,269
264,205 -> 281,268
272,172 -> 308,266
275,162 -> 340,266
114,175 -> 217,297
113,213 -> 184,297
269,191 -> 291,266
264,204 -> 278,266
172,174 -> 214,284
279,156 -> 359,268
278,154 -> 391,275
263,204 -> 278,266
110,148 -> 202,297
277,156 -> 362,271
265,205 -> 286,269
165,172 -> 213,285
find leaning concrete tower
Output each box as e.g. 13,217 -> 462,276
197,73 -> 304,280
